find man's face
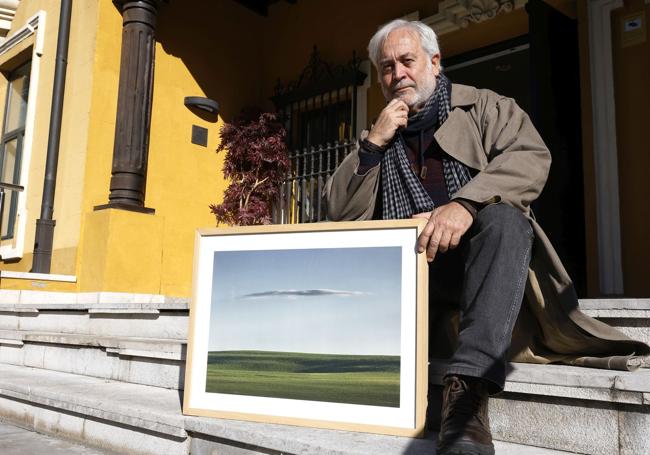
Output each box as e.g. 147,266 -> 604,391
378,28 -> 440,111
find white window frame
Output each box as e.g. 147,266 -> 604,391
0,11 -> 46,260
587,0 -> 624,295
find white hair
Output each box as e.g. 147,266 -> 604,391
367,19 -> 441,70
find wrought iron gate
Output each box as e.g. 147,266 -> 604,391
271,47 -> 366,224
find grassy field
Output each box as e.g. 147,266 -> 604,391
205,350 -> 400,407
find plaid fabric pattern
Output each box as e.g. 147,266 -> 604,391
381,75 -> 472,220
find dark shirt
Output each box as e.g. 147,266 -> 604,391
401,132 -> 449,207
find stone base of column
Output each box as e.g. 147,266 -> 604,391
78,208 -> 163,293
94,202 -> 155,214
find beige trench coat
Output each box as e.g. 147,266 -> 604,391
325,84 -> 649,370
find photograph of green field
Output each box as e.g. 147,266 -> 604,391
205,350 -> 400,407
207,246 -> 404,408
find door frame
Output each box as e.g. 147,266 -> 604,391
588,0 -> 624,295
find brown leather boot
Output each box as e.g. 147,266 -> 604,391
437,375 -> 494,455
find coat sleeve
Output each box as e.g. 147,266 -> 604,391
452,96 -> 552,214
323,145 -> 381,221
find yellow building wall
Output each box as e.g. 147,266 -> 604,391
0,0 -> 99,276
76,0 -> 264,296
150,0 -> 264,296
0,0 -> 530,295
7,0 -> 643,297
3,0 -> 265,295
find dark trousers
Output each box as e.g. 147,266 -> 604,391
428,203 -> 534,393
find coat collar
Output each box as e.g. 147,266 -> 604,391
434,83 -> 486,170
450,83 -> 478,107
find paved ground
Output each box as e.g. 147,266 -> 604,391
0,422 -> 110,455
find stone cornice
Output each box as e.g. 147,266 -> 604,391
0,0 -> 19,36
423,0 -> 528,36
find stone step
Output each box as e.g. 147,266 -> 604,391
0,290 -> 189,340
0,364 -> 188,454
0,363 -> 576,455
1,291 -> 647,348
429,361 -> 650,455
0,291 -> 648,453
580,298 -> 650,312
0,283 -> 189,393
579,299 -> 650,353
7,421 -> 568,455
0,330 -> 185,389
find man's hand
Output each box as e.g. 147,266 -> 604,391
414,202 -> 474,262
367,99 -> 409,147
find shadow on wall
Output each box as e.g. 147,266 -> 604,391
152,0 -> 440,123
154,0 -> 266,122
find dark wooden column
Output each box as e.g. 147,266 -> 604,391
96,0 -> 165,213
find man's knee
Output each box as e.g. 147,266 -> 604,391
472,203 -> 533,243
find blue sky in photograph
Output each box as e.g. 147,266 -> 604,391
208,247 -> 402,355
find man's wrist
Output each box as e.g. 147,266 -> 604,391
360,137 -> 387,154
357,148 -> 383,175
452,198 -> 481,219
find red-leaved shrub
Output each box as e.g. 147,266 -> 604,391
210,112 -> 290,226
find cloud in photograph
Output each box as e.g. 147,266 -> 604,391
238,288 -> 370,300
209,247 -> 403,355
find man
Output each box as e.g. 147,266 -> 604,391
325,19 -> 648,455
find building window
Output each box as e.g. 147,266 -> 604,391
1,61 -> 30,240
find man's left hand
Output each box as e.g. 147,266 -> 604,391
413,202 -> 473,262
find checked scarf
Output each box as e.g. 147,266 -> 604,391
380,74 -> 472,220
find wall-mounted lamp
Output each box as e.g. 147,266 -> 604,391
184,97 -> 219,147
184,96 -> 219,115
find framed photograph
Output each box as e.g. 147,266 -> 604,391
183,219 -> 428,437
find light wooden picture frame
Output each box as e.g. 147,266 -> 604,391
183,219 -> 429,437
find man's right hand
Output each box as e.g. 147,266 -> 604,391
366,99 -> 409,147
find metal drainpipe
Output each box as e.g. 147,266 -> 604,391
32,0 -> 72,273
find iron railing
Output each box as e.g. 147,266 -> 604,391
272,139 -> 355,224
272,47 -> 365,152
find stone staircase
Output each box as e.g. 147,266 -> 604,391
0,289 -> 647,454
0,291 -> 187,389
